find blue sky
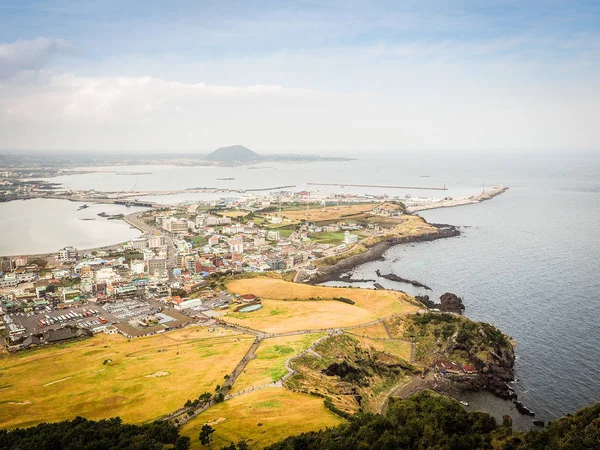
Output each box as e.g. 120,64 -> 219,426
0,1 -> 599,152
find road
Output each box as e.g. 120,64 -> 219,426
124,212 -> 177,276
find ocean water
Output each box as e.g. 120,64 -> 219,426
334,153 -> 600,421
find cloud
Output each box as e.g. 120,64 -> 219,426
1,71 -> 598,153
0,37 -> 74,79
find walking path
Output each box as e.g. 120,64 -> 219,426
165,309 -> 421,426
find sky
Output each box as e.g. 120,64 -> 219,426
0,0 -> 599,154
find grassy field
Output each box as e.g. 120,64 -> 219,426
282,203 -> 378,223
190,235 -> 208,247
308,231 -> 345,245
0,327 -> 254,429
231,334 -> 324,394
352,335 -> 413,362
350,322 -> 391,339
181,387 -> 343,449
227,278 -> 419,323
225,299 -> 375,333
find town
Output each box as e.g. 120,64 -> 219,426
0,192 -> 411,351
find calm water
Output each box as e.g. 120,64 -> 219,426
0,199 -> 147,256
335,155 -> 600,421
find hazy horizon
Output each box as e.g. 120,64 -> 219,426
1,1 -> 599,153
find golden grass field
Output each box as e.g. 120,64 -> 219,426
281,203 -> 378,223
352,335 -> 413,362
181,387 -> 343,449
226,299 -> 374,333
350,322 -> 391,339
225,278 -> 419,333
231,334 -> 324,394
0,327 -> 254,429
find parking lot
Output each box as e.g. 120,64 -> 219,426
5,298 -> 163,336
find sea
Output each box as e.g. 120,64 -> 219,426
1,150 -> 598,423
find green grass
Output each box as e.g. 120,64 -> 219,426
189,235 -> 208,247
308,232 -> 346,245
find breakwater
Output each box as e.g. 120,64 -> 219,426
406,186 -> 508,213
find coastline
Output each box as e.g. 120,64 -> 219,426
304,223 -> 460,285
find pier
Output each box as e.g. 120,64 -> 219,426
307,182 -> 448,191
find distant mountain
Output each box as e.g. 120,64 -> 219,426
205,145 -> 262,162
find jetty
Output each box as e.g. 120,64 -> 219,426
406,186 -> 508,213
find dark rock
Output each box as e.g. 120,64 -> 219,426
533,420 -> 545,427
375,270 -> 432,290
414,292 -> 465,314
439,292 -> 465,314
514,401 -> 535,416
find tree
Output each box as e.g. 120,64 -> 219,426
199,392 -> 212,402
199,424 -> 215,446
175,435 -> 191,450
220,444 -> 236,450
236,439 -> 250,450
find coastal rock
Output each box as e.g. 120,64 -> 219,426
414,293 -> 465,314
515,401 -> 535,416
439,293 -> 465,314
375,270 -> 432,291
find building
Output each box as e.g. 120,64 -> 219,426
208,235 -> 220,247
148,235 -> 167,248
267,258 -> 286,270
57,246 -> 77,262
344,231 -> 358,245
267,230 -> 280,241
62,289 -> 82,302
130,260 -> 146,275
13,256 -> 28,268
203,215 -> 231,226
229,238 -> 244,254
162,218 -> 188,234
147,258 -> 168,278
130,238 -> 147,251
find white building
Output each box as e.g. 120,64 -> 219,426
148,235 -> 167,249
267,230 -> 280,241
57,246 -> 77,262
130,260 -> 146,275
94,267 -> 116,283
344,231 -> 358,245
130,238 -> 147,251
162,218 -> 188,234
229,239 -> 244,254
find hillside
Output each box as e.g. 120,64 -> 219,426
205,145 -> 262,162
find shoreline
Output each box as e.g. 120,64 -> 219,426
305,223 -> 461,285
